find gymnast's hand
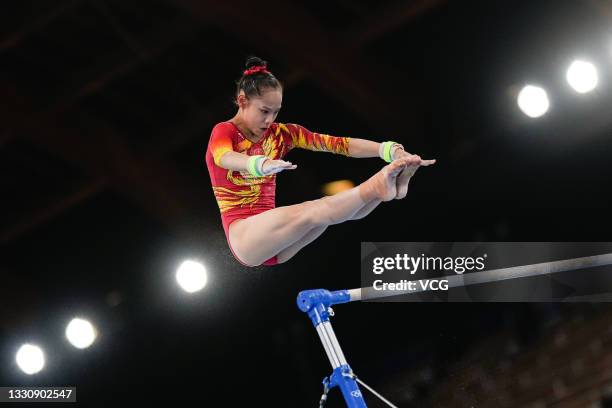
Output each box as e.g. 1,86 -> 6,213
261,158 -> 298,175
393,149 -> 436,169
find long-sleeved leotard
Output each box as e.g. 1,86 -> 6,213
205,121 -> 350,265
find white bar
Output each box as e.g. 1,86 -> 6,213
352,252 -> 612,301
348,288 -> 361,302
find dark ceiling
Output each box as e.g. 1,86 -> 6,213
2,0 -> 612,406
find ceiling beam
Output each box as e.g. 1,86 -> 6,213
2,88 -> 215,246
0,179 -> 106,244
0,103 -> 222,243
50,17 -> 201,113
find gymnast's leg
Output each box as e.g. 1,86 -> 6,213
275,199 -> 383,264
229,158 -> 409,266
276,225 -> 328,264
275,162 -> 426,263
350,198 -> 383,220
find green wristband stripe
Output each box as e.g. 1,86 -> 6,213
383,141 -> 396,163
247,155 -> 265,177
255,156 -> 267,176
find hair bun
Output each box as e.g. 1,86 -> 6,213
245,56 -> 267,70
234,56 -> 281,104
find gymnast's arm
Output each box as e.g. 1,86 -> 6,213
292,127 -> 435,165
284,123 -> 404,159
216,150 -> 252,172
216,151 -> 296,174
210,125 -> 295,174
209,127 -> 250,172
347,138 -> 403,159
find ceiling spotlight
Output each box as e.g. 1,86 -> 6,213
66,318 -> 97,349
517,85 -> 550,118
566,60 -> 598,93
15,344 -> 45,375
176,260 -> 208,293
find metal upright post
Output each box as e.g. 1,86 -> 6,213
297,289 -> 367,408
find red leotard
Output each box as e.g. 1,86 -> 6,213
205,121 -> 350,265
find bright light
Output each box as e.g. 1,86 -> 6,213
66,318 -> 97,349
566,60 -> 598,93
16,344 -> 45,375
176,260 -> 208,293
322,180 -> 355,196
517,85 -> 550,118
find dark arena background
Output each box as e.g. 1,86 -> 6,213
2,0 -> 612,407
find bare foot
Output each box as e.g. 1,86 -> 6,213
395,157 -> 436,199
359,158 -> 409,202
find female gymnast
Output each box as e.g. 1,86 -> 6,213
205,56 -> 435,267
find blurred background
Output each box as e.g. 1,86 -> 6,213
2,0 -> 612,406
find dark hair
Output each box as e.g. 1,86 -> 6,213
235,56 -> 282,104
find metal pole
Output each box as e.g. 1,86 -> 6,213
297,290 -> 367,407
350,252 -> 612,302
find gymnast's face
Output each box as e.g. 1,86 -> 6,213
238,88 -> 282,137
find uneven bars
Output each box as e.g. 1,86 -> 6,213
348,252 -> 612,302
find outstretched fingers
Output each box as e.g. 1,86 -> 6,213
419,159 -> 436,166
403,155 -> 435,167
262,159 -> 298,175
